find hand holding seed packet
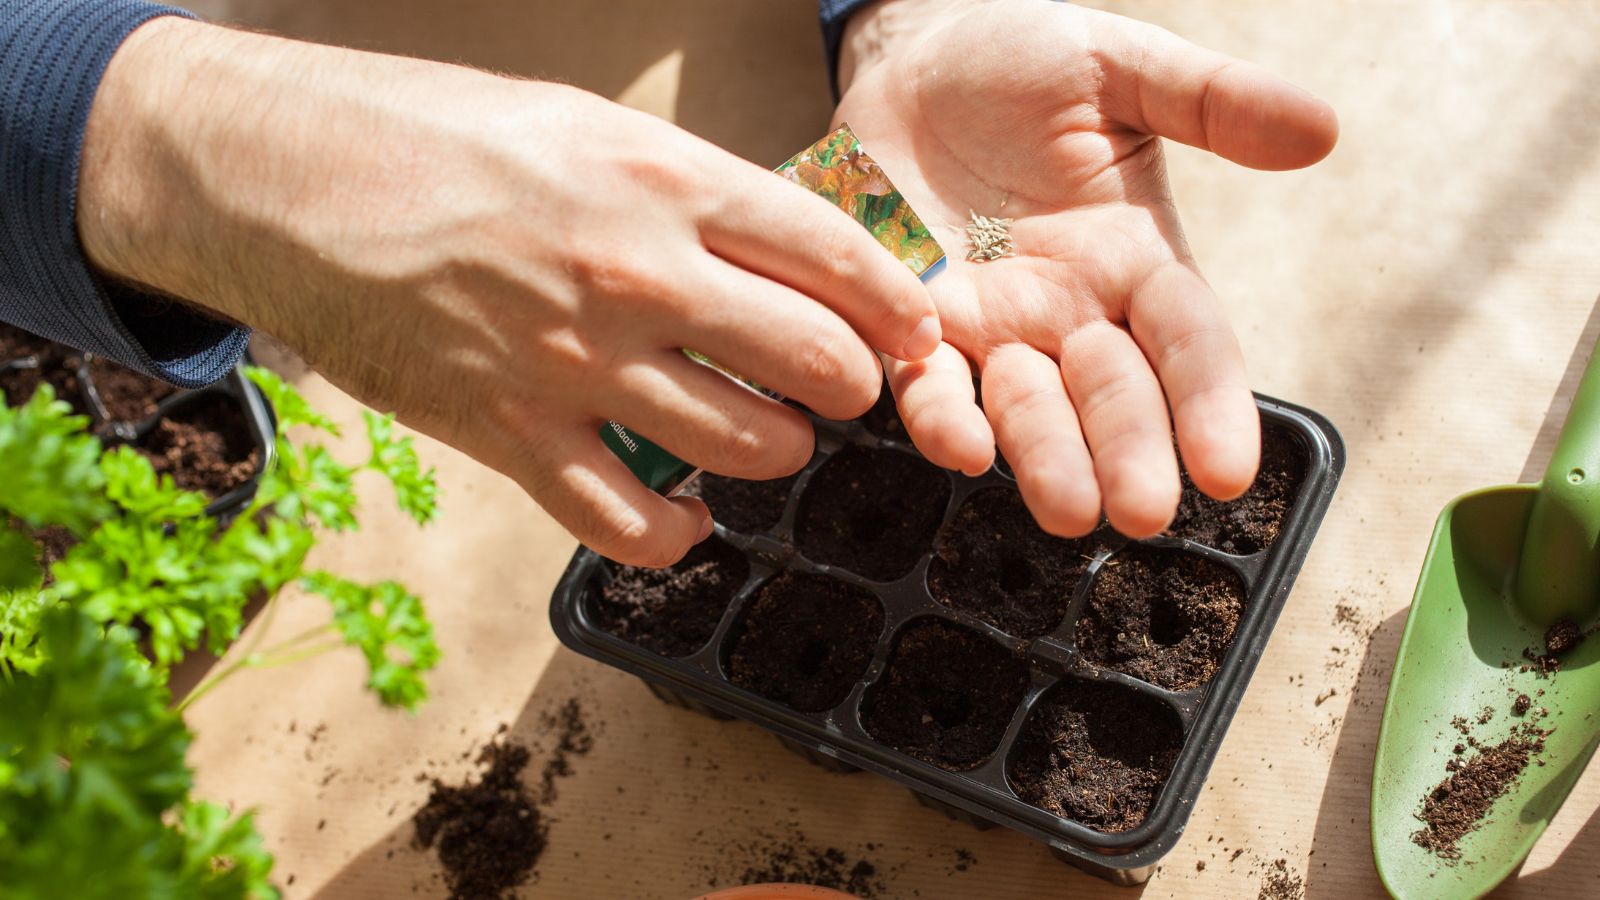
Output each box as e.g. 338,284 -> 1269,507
832,0 -> 1338,539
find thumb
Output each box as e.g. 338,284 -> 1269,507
1089,10 -> 1338,171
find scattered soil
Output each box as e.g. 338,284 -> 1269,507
928,487 -> 1089,638
1167,424 -> 1306,555
1076,546 -> 1246,691
795,445 -> 950,581
89,354 -> 176,422
1008,680 -> 1183,833
413,741 -> 545,900
1513,694 -> 1532,716
1545,618 -> 1582,655
708,829 -> 889,897
684,472 -> 799,535
1412,732 -> 1544,859
861,619 -> 1028,770
536,699 -> 595,806
727,572 -> 884,712
135,394 -> 260,498
1258,858 -> 1304,900
594,537 -> 748,658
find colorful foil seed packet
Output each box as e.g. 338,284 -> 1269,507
601,124 -> 946,496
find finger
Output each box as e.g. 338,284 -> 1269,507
980,343 -> 1101,537
1059,320 -> 1180,537
521,423 -> 713,568
604,350 -> 815,480
1089,10 -> 1338,170
885,343 -> 995,476
667,259 -> 883,420
1126,262 -> 1259,500
699,167 -> 941,361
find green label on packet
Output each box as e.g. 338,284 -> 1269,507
602,123 -> 946,495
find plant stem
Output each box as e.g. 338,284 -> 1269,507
175,624 -> 338,713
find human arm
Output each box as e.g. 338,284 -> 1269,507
69,15 -> 943,566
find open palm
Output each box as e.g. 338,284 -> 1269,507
835,0 -> 1337,537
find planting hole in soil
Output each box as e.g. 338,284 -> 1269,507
794,445 -> 950,581
90,354 -> 177,422
928,487 -> 1090,638
685,472 -> 799,535
134,393 -> 261,498
1076,545 -> 1246,691
592,537 -> 749,658
1008,679 -> 1183,833
1167,422 -> 1307,555
726,572 -> 884,712
857,382 -> 905,441
860,618 -> 1028,770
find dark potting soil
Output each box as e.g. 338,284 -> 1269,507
684,472 -> 798,535
861,619 -> 1028,770
135,394 -> 260,498
1076,545 -> 1246,691
536,698 -> 595,806
593,537 -> 748,658
90,354 -> 177,422
927,487 -> 1089,638
857,382 -> 905,441
1411,733 -> 1543,859
709,830 -> 888,898
1167,423 -> 1306,555
727,572 -> 884,712
0,357 -> 90,418
1008,680 -> 1183,833
795,445 -> 950,581
413,741 -> 545,900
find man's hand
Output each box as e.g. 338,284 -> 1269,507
77,17 -> 942,566
837,0 -> 1337,538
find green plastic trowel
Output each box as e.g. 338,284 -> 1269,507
1373,346 -> 1600,898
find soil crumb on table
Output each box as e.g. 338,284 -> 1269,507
861,619 -> 1028,770
928,487 -> 1089,638
1412,731 -> 1545,859
413,741 -> 544,900
136,395 -> 260,498
794,445 -> 950,581
1167,423 -> 1305,555
728,572 -> 884,712
1258,858 -> 1305,900
1008,680 -> 1183,833
1076,546 -> 1245,690
594,537 -> 748,657
684,472 -> 799,535
536,698 -> 594,805
706,829 -> 889,898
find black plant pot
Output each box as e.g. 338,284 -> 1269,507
550,393 -> 1343,885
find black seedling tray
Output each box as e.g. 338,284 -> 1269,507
0,330 -> 276,522
550,394 -> 1343,885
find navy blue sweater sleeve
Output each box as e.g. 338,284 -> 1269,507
818,0 -> 878,99
1,0 -> 247,387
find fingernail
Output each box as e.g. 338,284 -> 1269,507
901,315 -> 941,360
695,517 -> 714,543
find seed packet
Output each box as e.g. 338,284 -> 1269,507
602,123 -> 946,495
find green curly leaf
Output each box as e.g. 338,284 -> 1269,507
0,386 -> 110,533
303,572 -> 440,710
362,410 -> 438,525
241,366 -> 338,435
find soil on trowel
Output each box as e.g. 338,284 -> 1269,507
594,537 -> 748,658
1411,733 -> 1544,859
90,354 -> 177,422
928,487 -> 1089,638
684,471 -> 799,535
413,740 -> 545,900
727,572 -> 884,712
1076,545 -> 1245,691
861,619 -> 1028,770
135,394 -> 259,497
1167,423 -> 1306,555
795,445 -> 950,581
1008,680 -> 1183,833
